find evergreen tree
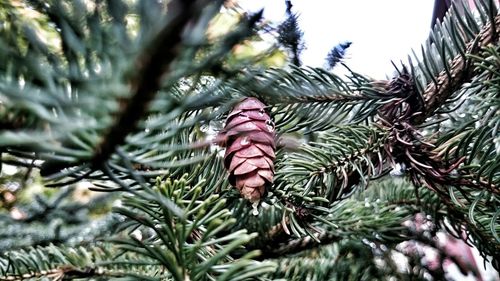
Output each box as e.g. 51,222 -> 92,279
0,0 -> 498,280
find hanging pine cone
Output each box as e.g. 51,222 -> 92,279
223,98 -> 276,202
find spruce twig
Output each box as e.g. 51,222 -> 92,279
40,0 -> 212,176
89,0 -> 206,169
417,14 -> 500,124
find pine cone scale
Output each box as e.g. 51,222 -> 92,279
236,172 -> 266,188
234,163 -> 259,175
234,145 -> 266,158
241,110 -> 271,121
225,137 -> 251,157
257,169 -> 273,182
244,157 -> 271,169
225,112 -> 271,129
228,99 -> 269,115
228,155 -> 247,171
226,120 -> 273,134
254,143 -> 275,158
226,120 -> 262,132
248,132 -> 276,147
264,158 -> 275,172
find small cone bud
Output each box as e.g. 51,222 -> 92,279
223,98 -> 276,202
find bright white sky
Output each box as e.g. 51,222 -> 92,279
239,0 -> 435,78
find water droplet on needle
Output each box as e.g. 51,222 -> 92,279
252,201 -> 260,216
240,136 -> 250,146
265,120 -> 275,132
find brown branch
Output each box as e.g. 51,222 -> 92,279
254,232 -> 341,260
430,0 -> 452,28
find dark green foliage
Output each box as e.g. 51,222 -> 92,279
0,187 -> 118,253
274,125 -> 387,202
0,0 -> 499,280
0,243 -> 161,280
111,175 -> 276,280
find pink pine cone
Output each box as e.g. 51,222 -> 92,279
223,98 -> 276,202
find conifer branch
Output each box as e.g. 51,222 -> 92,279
38,0 -> 209,176
417,14 -> 500,123
0,265 -> 126,281
89,0 -> 207,169
1,0 -> 499,278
